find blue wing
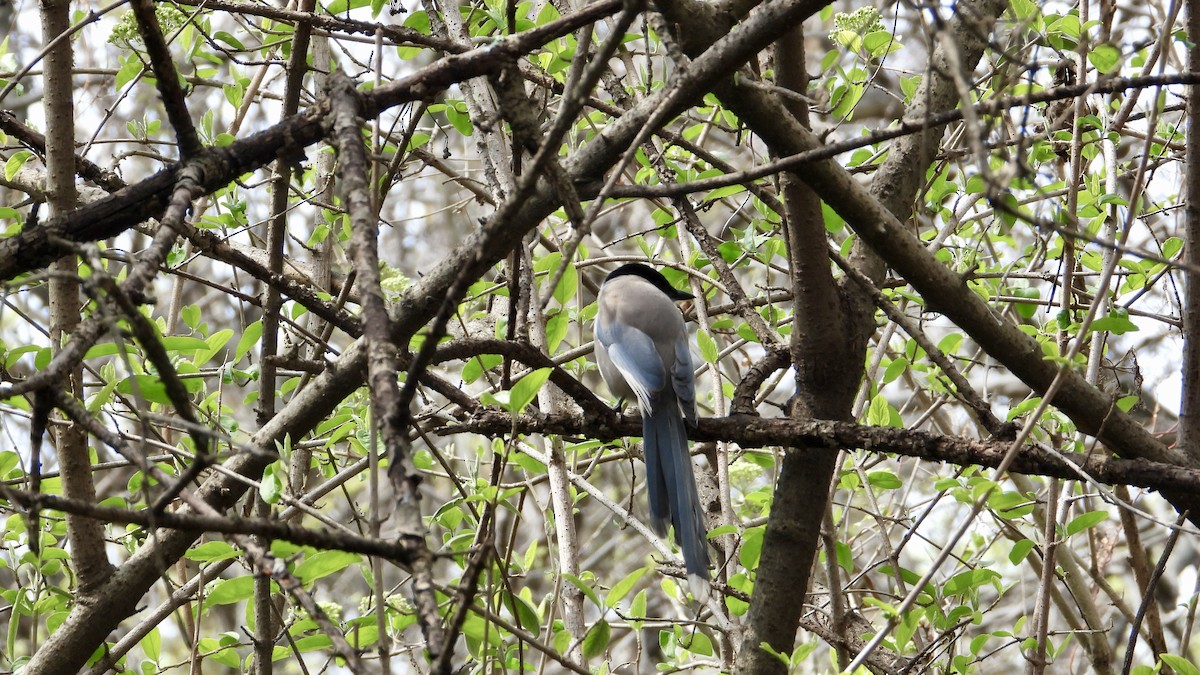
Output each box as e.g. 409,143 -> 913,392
595,321 -> 666,414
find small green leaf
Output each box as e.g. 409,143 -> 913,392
1009,539 -> 1035,565
235,320 -> 263,363
937,333 -> 964,355
862,30 -> 900,57
1160,654 -> 1200,675
115,58 -> 143,89
506,592 -> 541,633
697,329 -> 719,364
117,374 -> 201,405
867,470 -> 902,490
161,336 -> 210,353
294,550 -> 361,583
206,576 -> 255,605
882,357 -> 907,384
552,262 -> 578,306
943,569 -> 1000,596
835,541 -> 853,573
260,462 -> 282,504
629,590 -> 647,629
704,184 -> 746,201
508,367 -> 553,414
607,566 -> 648,606
196,329 -> 233,365
740,526 -> 764,569
1089,311 -> 1139,335
561,573 -> 601,608
0,451 -> 18,477
866,394 -> 901,428
186,541 -> 240,564
582,619 -> 610,659
1116,395 -> 1140,412
5,151 -> 32,181
1066,511 -> 1108,537
141,627 -> 161,662
682,629 -> 713,656
1087,44 -> 1121,74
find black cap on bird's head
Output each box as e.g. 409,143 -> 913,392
604,263 -> 695,302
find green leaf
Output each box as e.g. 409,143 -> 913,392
186,541 -> 241,564
196,329 -> 233,365
506,592 -> 541,633
882,357 -> 908,384
1066,510 -> 1108,537
0,451 -> 18,478
697,329 -> 719,364
206,576 -> 255,605
551,262 -> 578,306
508,367 -> 553,413
862,30 -> 900,57
755,641 -> 792,666
704,184 -> 746,201
463,353 -> 502,384
867,470 -> 902,490
1160,654 -> 1200,675
937,333 -> 964,355
545,312 -> 568,353
943,569 -> 1000,596
561,573 -> 601,608
115,57 -> 143,89
866,394 -> 901,428
629,589 -> 647,629
606,566 -> 648,606
294,550 -> 361,584
1087,44 -> 1121,74
740,526 -> 764,569
835,541 -> 853,573
682,629 -> 713,656
161,336 -> 210,353
4,151 -> 33,181
1163,237 -> 1184,259
1089,311 -> 1139,335
117,374 -> 202,405
235,320 -> 263,363
141,627 -> 161,662
1009,539 -> 1035,565
582,619 -> 610,659
260,462 -> 282,504
212,31 -> 245,50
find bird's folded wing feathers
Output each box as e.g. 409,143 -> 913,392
596,323 -> 666,414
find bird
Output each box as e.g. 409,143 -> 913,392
594,262 -> 710,597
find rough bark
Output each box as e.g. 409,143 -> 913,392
733,22 -> 856,675
39,0 -> 113,596
1179,0 -> 1200,462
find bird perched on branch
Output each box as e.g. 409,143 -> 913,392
594,263 -> 711,596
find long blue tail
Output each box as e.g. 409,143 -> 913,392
643,395 -> 710,595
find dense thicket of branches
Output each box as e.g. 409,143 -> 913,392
1,0 -> 1198,672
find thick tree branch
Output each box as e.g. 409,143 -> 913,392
129,0 -> 202,157
441,411 -> 1200,494
39,0 -> 114,595
0,486 -> 417,563
330,70 -> 446,657
1180,0 -> 1200,461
